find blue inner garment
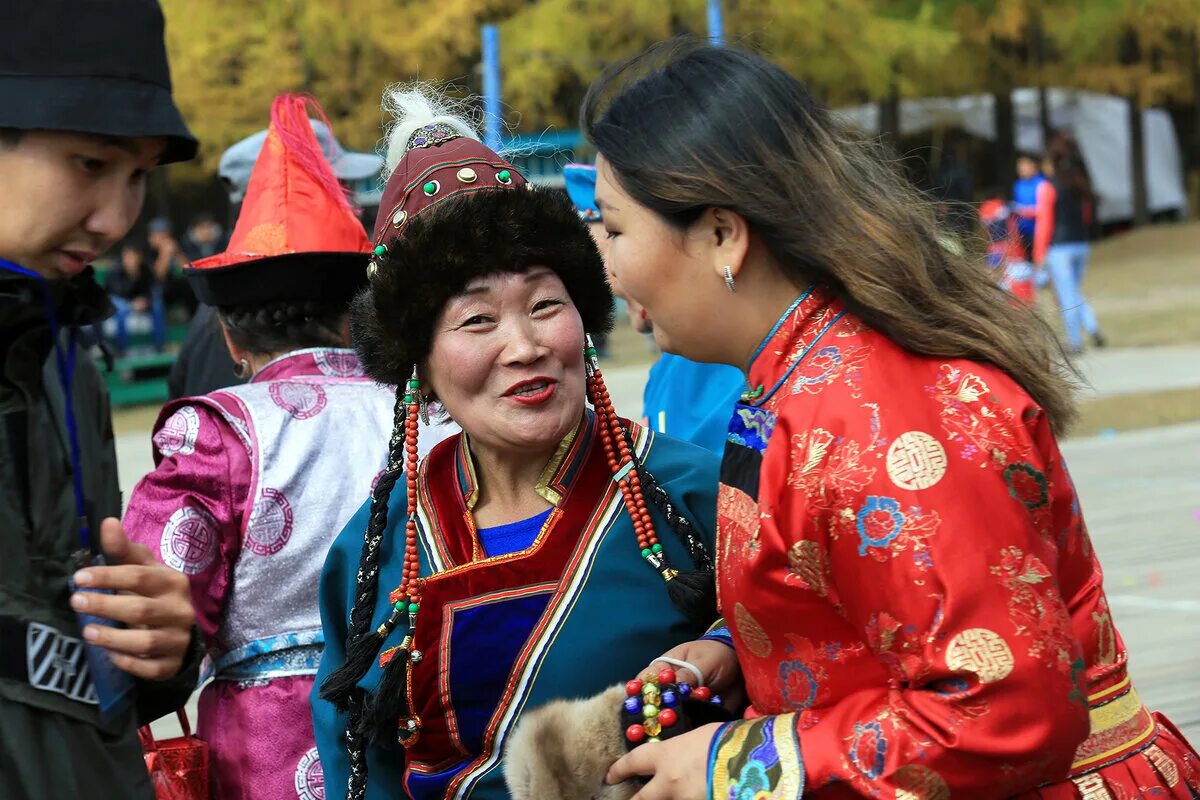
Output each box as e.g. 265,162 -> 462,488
477,507 -> 554,557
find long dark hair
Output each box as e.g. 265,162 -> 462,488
582,39 -> 1077,434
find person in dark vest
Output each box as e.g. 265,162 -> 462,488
0,1 -> 202,797
1033,150 -> 1106,353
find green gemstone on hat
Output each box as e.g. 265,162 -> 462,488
374,244 -> 387,257
423,181 -> 437,196
497,169 -> 511,183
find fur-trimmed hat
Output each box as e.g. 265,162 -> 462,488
351,89 -> 613,386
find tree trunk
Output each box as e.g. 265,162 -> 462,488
1190,29 -> 1200,216
1031,13 -> 1053,146
879,70 -> 901,153
993,88 -> 1017,191
1192,30 -> 1200,168
1129,91 -> 1150,226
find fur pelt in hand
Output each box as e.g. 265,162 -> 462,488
503,685 -> 636,800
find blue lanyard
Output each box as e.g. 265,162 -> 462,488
0,258 -> 92,553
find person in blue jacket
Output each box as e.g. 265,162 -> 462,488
564,163 -> 744,455
1011,153 -> 1045,261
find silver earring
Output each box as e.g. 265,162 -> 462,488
584,333 -> 600,377
723,266 -> 736,294
234,358 -> 251,379
409,366 -> 431,425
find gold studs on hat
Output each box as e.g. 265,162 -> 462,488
367,261 -> 378,280
456,167 -> 478,184
391,209 -> 408,228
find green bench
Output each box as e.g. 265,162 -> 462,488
103,350 -> 176,408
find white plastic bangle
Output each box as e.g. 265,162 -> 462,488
650,656 -> 705,690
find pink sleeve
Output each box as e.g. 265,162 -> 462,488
1033,181 -> 1056,265
124,399 -> 252,640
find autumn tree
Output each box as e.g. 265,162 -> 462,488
1057,0 -> 1200,224
162,0 -> 524,180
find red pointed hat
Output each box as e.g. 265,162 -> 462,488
185,94 -> 372,307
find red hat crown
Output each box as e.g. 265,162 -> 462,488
367,125 -> 527,277
191,94 -> 371,271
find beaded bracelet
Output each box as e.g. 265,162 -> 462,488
619,667 -> 729,748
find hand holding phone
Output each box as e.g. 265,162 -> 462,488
70,518 -> 196,683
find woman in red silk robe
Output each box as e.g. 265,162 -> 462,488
584,40 -> 1200,799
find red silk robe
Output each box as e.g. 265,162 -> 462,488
709,286 -> 1200,799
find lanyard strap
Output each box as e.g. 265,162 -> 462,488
0,258 -> 93,553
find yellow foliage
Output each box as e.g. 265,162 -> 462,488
158,0 -> 1198,188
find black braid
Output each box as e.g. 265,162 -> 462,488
618,419 -> 713,571
218,299 -> 345,355
345,695 -> 370,800
319,389 -> 407,711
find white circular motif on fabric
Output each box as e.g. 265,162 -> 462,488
154,406 -> 201,457
268,381 -> 328,420
294,746 -> 325,800
161,506 -> 218,575
314,351 -> 363,378
946,628 -> 1014,685
245,487 -> 295,556
886,431 -> 948,491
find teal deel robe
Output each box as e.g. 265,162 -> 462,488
312,413 -> 720,799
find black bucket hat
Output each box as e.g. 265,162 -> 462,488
0,0 -> 197,164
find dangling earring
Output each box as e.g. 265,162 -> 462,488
234,358 -> 251,379
723,266 -> 736,294
412,366 -> 431,425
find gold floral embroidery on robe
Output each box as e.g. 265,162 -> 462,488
928,365 -> 1025,467
990,546 -> 1077,673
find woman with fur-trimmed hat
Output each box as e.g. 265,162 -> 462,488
122,94 -> 455,800
312,87 -> 730,800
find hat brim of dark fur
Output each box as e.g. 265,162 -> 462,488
353,187 -> 613,386
185,252 -> 369,307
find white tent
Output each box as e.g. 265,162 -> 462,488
835,88 -> 1188,223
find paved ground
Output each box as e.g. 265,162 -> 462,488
1072,345 -> 1200,398
1061,422 -> 1200,741
137,355 -> 1200,744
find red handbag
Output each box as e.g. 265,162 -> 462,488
139,710 -> 211,800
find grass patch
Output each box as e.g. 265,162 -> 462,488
1071,386 -> 1200,438
1078,221 -> 1200,349
112,404 -> 164,437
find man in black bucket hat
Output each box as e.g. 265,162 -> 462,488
0,1 -> 203,796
